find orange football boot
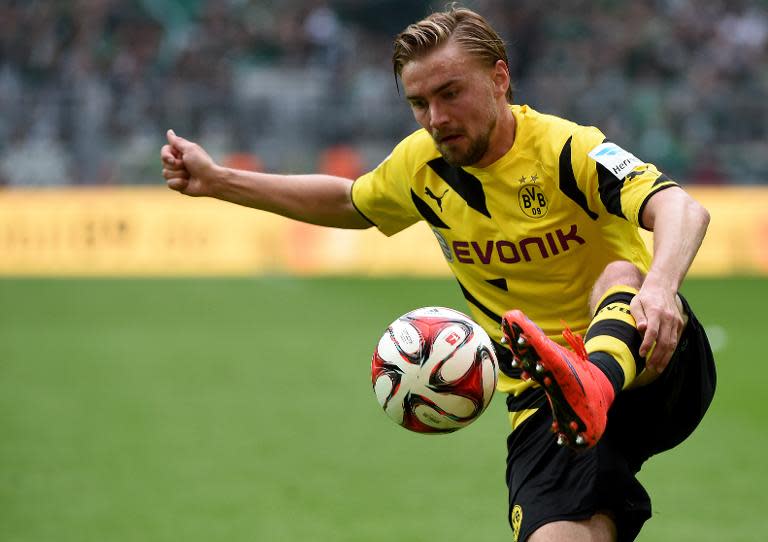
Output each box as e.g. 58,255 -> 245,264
501,310 -> 615,449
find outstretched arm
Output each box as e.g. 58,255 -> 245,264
632,186 -> 710,372
160,130 -> 372,229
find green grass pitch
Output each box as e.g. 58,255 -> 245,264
0,277 -> 766,541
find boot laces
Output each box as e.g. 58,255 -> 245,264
562,324 -> 588,361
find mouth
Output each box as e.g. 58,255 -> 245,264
437,134 -> 464,145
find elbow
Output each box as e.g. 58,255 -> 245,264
689,198 -> 710,240
701,207 -> 711,232
694,200 -> 710,231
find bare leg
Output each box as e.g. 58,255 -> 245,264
528,513 -> 617,542
588,261 -> 644,314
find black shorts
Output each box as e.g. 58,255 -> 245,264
500,296 -> 716,542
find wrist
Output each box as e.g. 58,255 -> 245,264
206,164 -> 232,199
643,269 -> 680,293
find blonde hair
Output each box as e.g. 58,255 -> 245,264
392,5 -> 513,102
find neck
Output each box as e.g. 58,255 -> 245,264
475,104 -> 516,168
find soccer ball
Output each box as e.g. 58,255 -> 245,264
371,307 -> 498,434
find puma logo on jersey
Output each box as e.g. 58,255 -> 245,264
625,165 -> 649,183
425,187 -> 449,211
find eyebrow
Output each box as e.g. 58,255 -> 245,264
405,79 -> 461,101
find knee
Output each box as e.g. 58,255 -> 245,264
589,261 -> 645,312
598,261 -> 644,289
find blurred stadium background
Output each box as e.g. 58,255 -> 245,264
2,0 -> 768,185
1,1 -> 767,541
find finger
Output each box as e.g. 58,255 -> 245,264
648,336 -> 677,372
163,168 -> 189,180
630,297 -> 648,333
646,328 -> 672,372
649,313 -> 682,372
161,145 -> 181,167
162,160 -> 187,174
638,318 -> 658,359
167,177 -> 190,192
646,349 -> 665,373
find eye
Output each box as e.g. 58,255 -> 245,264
409,99 -> 427,111
442,89 -> 459,100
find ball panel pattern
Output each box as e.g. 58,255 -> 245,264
371,307 -> 498,433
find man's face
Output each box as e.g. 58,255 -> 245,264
401,40 -> 502,167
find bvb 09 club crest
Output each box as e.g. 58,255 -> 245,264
517,177 -> 548,219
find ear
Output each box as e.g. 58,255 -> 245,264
491,60 -> 510,100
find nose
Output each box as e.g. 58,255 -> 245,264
429,102 -> 450,131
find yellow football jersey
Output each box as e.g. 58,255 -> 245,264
351,105 -> 678,396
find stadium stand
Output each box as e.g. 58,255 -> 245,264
1,0 -> 766,185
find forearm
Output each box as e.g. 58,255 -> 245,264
643,188 -> 710,291
211,166 -> 371,229
162,130 -> 372,229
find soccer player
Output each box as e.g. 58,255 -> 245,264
161,7 -> 716,542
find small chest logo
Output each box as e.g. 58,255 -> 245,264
517,175 -> 548,219
425,187 -> 449,211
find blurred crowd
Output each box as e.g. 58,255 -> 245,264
1,0 -> 767,186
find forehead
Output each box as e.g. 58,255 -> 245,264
401,40 -> 485,96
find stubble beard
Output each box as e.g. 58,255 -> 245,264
435,114 -> 497,168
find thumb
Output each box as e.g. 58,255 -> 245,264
166,129 -> 190,151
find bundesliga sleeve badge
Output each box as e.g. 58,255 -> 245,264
588,142 -> 645,180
